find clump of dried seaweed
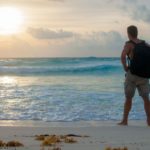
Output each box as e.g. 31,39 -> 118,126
36,133 -> 88,149
0,140 -> 5,147
6,140 -> 24,147
36,134 -> 78,146
42,135 -> 61,146
0,140 -> 24,148
64,137 -> 77,143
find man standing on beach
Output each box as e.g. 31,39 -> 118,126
119,25 -> 150,126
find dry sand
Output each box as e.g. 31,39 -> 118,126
0,120 -> 150,150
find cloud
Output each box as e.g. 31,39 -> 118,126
27,27 -> 74,39
33,30 -> 125,57
103,0 -> 150,23
1,29 -> 125,57
118,0 -> 150,23
61,31 -> 125,56
131,5 -> 150,22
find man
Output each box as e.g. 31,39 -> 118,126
119,25 -> 150,126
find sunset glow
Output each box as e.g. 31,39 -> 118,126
0,7 -> 24,35
0,0 -> 149,57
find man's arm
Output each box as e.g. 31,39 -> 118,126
121,43 -> 132,72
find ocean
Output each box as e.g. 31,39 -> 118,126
0,57 -> 146,122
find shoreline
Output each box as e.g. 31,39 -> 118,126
0,120 -> 147,127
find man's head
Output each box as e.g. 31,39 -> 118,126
127,25 -> 138,39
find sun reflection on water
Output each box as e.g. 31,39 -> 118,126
0,76 -> 17,85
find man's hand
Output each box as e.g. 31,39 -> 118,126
123,65 -> 129,72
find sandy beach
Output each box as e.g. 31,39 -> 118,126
0,120 -> 150,150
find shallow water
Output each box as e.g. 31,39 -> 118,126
0,58 -> 146,121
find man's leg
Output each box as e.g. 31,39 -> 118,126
119,71 -> 135,125
142,96 -> 150,126
118,97 -> 132,125
138,80 -> 150,126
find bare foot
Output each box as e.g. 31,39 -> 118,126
147,118 -> 150,126
118,121 -> 128,126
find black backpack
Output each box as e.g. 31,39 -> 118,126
128,40 -> 150,78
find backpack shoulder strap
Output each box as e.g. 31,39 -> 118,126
127,40 -> 145,45
127,40 -> 136,45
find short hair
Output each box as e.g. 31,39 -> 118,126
127,25 -> 138,38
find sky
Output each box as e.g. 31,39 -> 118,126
0,0 -> 150,58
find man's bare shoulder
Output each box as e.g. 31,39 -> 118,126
123,42 -> 133,54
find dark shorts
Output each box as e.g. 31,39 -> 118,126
124,71 -> 149,98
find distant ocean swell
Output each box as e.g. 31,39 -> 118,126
0,58 -> 122,76
0,65 -> 121,76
